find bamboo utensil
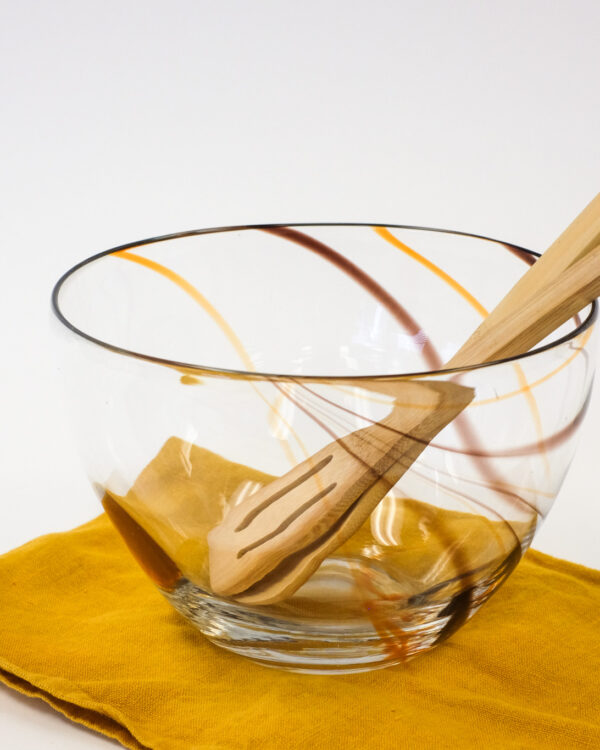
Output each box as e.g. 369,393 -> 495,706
208,195 -> 600,605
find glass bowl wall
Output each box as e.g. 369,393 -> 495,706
52,224 -> 597,672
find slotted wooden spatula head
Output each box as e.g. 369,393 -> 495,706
208,380 -> 474,603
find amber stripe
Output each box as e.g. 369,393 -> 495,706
116,250 -> 255,371
113,249 -> 307,468
374,227 -> 488,317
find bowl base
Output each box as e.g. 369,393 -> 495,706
161,551 -> 518,673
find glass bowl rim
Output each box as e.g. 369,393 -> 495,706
51,222 -> 598,382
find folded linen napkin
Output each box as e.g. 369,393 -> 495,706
1,446 -> 599,749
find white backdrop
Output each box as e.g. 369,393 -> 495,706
1,1 -> 599,746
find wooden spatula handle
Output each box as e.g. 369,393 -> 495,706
447,193 -> 600,368
447,243 -> 600,368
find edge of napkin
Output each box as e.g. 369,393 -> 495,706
0,664 -> 149,749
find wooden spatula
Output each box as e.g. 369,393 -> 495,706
208,194 -> 600,605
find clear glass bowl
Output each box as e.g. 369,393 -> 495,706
52,224 -> 597,673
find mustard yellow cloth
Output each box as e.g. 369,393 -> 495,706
1,499 -> 599,748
